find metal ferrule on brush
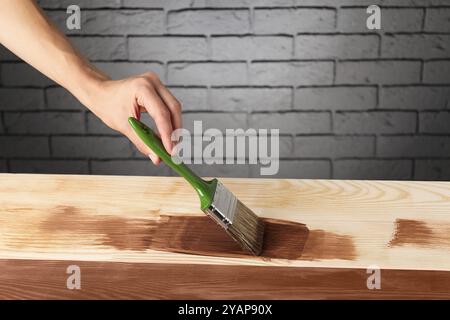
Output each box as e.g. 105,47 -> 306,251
204,182 -> 237,229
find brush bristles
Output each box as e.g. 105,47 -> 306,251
226,200 -> 265,256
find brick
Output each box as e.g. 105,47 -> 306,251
0,160 -> 6,172
0,136 -> 50,158
251,160 -> 331,179
212,0 -> 450,6
129,37 -> 208,62
334,112 -> 416,134
125,0 -> 443,8
378,136 -> 450,158
210,88 -> 292,112
95,62 -> 164,81
86,112 -> 118,135
334,160 -> 412,180
268,160 -> 331,179
70,37 -> 127,60
336,61 -> 421,85
168,62 -> 247,86
338,8 -> 423,32
1,63 -> 54,87
294,86 -> 377,110
415,160 -> 450,181
91,160 -> 172,176
39,0 -> 121,8
9,160 -> 89,174
419,112 -> 450,134
382,35 -> 450,59
0,45 -> 19,61
200,0 -> 289,7
167,9 -> 250,35
0,89 -> 45,110
276,136 -> 293,158
423,61 -> 450,84
123,0 -> 193,9
217,0 -> 290,6
189,163 -> 250,178
295,35 -> 378,59
425,8 -> 450,32
52,136 -> 134,158
169,88 -> 208,111
254,8 -> 335,34
202,135 -> 294,160
187,135 -> 292,163
46,87 -> 85,110
4,112 -> 84,134
182,112 -> 247,132
380,86 -> 450,110
250,62 -> 333,86
47,10 -> 164,35
294,136 -> 375,158
250,112 -> 331,134
211,36 -> 292,60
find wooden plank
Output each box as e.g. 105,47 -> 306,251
1,260 -> 449,299
0,173 -> 450,299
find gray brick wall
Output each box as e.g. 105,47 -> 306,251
1,0 -> 450,180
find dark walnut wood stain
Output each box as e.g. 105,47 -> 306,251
1,259 -> 449,299
389,219 -> 450,248
39,206 -> 356,261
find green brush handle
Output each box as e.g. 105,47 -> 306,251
128,117 -> 217,210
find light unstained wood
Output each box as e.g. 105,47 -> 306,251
0,173 -> 449,299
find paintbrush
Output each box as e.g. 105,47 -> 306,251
128,117 -> 265,256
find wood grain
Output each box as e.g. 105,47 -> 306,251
0,173 -> 450,299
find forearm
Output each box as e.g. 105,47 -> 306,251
0,0 -> 181,161
0,0 -> 108,107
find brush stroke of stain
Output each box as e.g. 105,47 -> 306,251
389,219 -> 450,248
299,230 -> 357,261
98,215 -> 356,261
40,206 -> 153,251
39,206 -> 356,261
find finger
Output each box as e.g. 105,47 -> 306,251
154,84 -> 183,131
125,126 -> 161,165
148,151 -> 160,165
139,89 -> 174,155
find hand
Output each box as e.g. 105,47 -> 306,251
0,0 -> 181,166
86,72 -> 182,165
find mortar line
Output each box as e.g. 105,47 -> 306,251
376,85 -> 381,109
377,33 -> 382,57
421,8 -> 427,31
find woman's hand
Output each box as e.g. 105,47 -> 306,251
86,72 -> 182,165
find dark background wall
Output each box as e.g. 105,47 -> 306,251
1,0 -> 450,180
